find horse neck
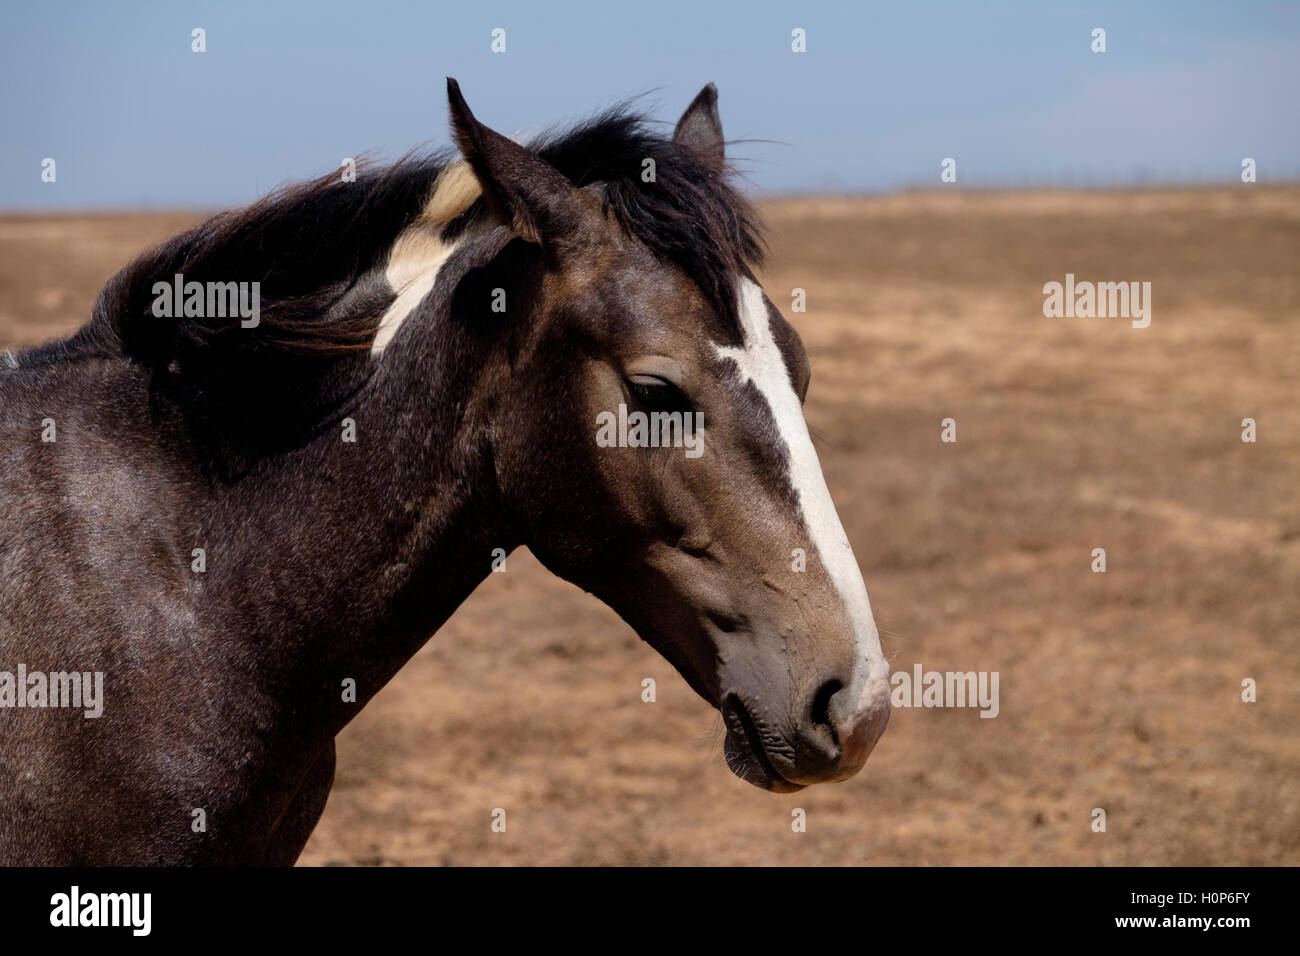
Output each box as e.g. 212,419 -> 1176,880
196,319 -> 515,727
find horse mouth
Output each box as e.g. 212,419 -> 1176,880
722,695 -> 806,794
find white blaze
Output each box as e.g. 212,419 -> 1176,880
715,278 -> 889,718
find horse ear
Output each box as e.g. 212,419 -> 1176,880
446,77 -> 588,247
673,83 -> 724,164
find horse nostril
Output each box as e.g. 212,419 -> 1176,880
780,673 -> 889,784
809,678 -> 843,747
705,609 -> 743,634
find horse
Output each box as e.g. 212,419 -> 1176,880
0,79 -> 891,864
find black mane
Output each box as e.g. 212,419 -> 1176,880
29,103 -> 764,373
535,107 -> 765,330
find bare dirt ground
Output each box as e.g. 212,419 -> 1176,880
2,188 -> 1296,865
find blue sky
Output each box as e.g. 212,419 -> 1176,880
2,0 -> 1297,208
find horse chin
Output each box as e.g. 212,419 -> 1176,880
722,725 -> 807,794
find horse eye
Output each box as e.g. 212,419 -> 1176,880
627,375 -> 686,409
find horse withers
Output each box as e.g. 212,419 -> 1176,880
0,80 -> 890,864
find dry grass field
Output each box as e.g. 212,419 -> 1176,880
2,187 -> 1296,865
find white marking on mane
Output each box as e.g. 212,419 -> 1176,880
371,162 -> 483,354
716,278 -> 890,718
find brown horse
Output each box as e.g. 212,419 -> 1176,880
0,80 -> 890,864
